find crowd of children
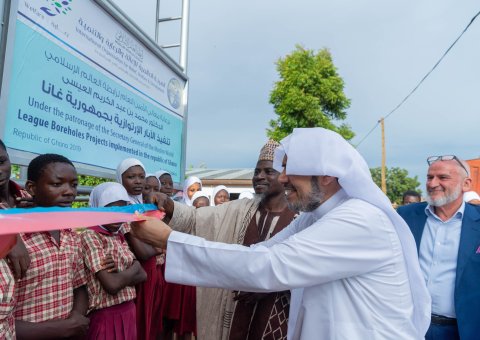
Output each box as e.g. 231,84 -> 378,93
0,138 -> 229,339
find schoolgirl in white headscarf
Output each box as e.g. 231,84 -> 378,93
155,170 -> 174,197
116,158 -> 146,204
191,190 -> 210,208
89,182 -> 130,208
210,185 -> 230,206
84,182 -> 142,339
182,176 -> 202,206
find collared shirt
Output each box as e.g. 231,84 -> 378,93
15,230 -> 87,322
419,203 -> 464,318
80,228 -> 136,312
0,259 -> 15,339
166,189 -> 419,339
0,181 -> 30,339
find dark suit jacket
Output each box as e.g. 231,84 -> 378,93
397,202 -> 480,340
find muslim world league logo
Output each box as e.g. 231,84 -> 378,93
40,0 -> 73,16
167,78 -> 182,109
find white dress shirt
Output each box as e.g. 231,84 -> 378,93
165,189 -> 419,339
419,203 -> 464,317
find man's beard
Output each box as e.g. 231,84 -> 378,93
257,187 -> 281,204
255,187 -> 269,202
425,184 -> 462,207
287,176 -> 325,213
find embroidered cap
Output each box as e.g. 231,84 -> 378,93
258,139 -> 280,162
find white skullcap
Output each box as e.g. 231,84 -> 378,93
273,127 -> 431,338
89,182 -> 130,208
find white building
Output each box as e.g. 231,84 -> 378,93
184,168 -> 255,200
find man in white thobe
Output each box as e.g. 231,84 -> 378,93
132,128 -> 431,340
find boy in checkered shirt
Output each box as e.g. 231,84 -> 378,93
14,154 -> 89,339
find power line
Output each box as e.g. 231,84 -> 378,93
354,121 -> 379,148
355,9 -> 480,148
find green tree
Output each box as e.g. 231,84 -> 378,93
72,175 -> 110,208
77,174 -> 110,187
11,165 -> 20,179
370,167 -> 422,204
268,45 -> 353,141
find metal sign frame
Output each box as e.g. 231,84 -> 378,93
0,0 -> 188,183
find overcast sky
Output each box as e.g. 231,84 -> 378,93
112,0 -> 480,188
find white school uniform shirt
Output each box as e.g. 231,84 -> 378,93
165,189 -> 419,339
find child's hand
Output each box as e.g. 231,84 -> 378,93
15,196 -> 34,208
101,254 -> 117,273
65,310 -> 90,338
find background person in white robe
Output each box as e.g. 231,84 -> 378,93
131,128 -> 431,340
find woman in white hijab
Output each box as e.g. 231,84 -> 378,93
210,185 -> 230,206
116,158 -> 146,204
181,176 -> 202,206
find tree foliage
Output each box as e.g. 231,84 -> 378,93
77,174 -> 110,187
370,167 -> 422,204
72,175 -> 110,207
267,45 -> 353,141
11,165 -> 20,179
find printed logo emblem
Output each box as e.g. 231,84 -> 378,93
167,78 -> 182,109
40,0 -> 73,16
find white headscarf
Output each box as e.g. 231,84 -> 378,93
182,176 -> 202,206
273,128 -> 431,338
116,158 -> 146,204
146,173 -> 160,185
211,185 -> 230,206
191,190 -> 210,206
89,182 -> 130,208
155,170 -> 170,186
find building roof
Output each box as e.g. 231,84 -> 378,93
185,168 -> 254,186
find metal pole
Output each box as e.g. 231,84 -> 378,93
179,0 -> 190,187
179,0 -> 190,72
154,0 -> 160,43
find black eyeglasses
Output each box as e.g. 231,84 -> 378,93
427,155 -> 469,175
